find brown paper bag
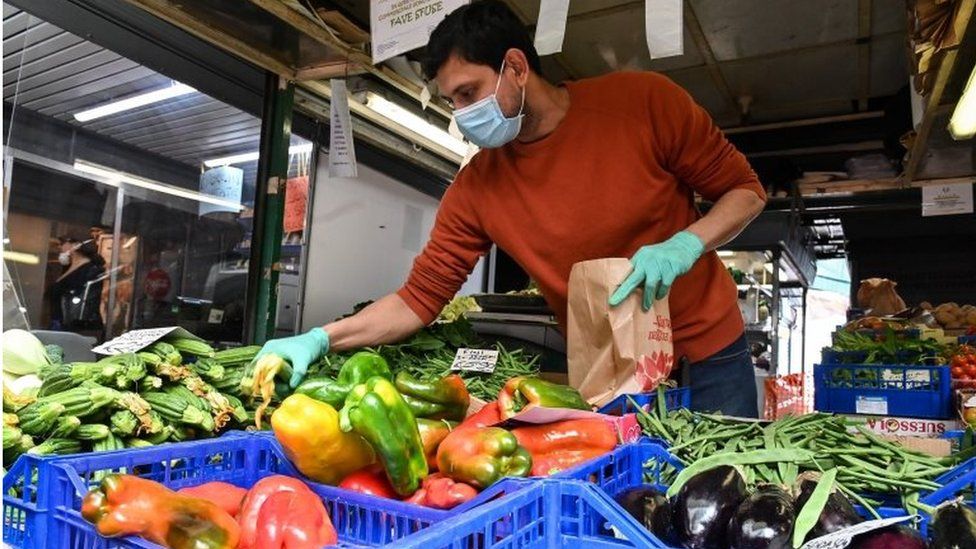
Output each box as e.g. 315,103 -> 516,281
567,258 -> 675,406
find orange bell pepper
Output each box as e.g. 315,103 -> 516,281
81,475 -> 240,549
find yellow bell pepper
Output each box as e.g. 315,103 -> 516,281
271,394 -> 375,485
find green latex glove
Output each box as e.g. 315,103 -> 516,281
608,231 -> 705,310
255,327 -> 330,388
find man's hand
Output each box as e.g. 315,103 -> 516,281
254,327 -> 330,388
608,231 -> 705,310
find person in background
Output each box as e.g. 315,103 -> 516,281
254,1 -> 766,416
49,237 -> 105,331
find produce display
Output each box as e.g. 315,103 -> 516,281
921,302 -> 976,331
629,387 -> 975,548
2,330 -> 262,467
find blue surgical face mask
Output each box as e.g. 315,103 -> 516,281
452,61 -> 525,148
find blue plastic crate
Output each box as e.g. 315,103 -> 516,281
1,432 -> 531,549
820,348 -> 938,365
814,363 -> 952,419
597,388 -> 691,416
960,335 -> 976,345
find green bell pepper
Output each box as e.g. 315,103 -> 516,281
497,377 -> 590,420
436,427 -> 533,488
295,351 -> 391,409
394,372 -> 470,421
340,376 -> 428,496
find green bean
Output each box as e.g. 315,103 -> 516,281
666,449 -> 814,497
793,468 -> 838,547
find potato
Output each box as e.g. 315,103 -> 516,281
967,310 -> 976,326
920,301 -> 933,311
936,310 -> 956,326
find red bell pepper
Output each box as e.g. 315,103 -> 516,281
176,482 -> 246,518
511,418 -> 617,476
404,473 -> 478,510
458,401 -> 501,430
238,475 -> 336,549
253,489 -> 338,548
339,465 -> 398,499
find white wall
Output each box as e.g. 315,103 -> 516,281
300,151 -> 484,329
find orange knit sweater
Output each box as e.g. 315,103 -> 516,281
397,71 -> 765,362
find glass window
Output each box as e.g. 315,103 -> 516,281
2,6 -> 311,344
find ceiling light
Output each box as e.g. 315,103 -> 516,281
949,64 -> 976,140
2,251 -> 39,265
202,143 -> 314,168
74,82 -> 196,122
73,160 -> 243,211
364,92 -> 468,156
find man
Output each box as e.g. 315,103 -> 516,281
256,0 -> 766,416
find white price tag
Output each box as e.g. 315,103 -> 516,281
92,327 -> 201,356
534,0 -> 570,55
801,515 -> 914,549
329,79 -> 358,178
207,308 -> 225,324
450,348 -> 499,373
855,396 -> 888,415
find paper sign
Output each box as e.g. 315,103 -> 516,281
207,309 -> 225,324
419,85 -> 432,110
801,515 -> 914,549
534,0 -> 570,55
329,79 -> 358,178
645,0 -> 683,59
922,181 -> 974,217
855,395 -> 888,415
92,327 -> 202,356
283,176 -> 309,233
451,348 -> 499,373
370,0 -> 468,64
507,406 -> 607,424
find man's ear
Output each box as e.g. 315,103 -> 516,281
504,48 -> 530,85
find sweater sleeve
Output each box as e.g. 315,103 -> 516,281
648,74 -> 766,203
397,176 -> 491,324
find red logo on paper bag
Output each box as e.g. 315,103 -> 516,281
636,350 -> 674,391
144,268 -> 171,300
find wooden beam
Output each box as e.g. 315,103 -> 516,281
903,0 -> 976,182
856,0 -> 873,111
799,176 -> 975,196
122,0 -> 295,78
295,61 -> 365,81
248,0 -> 454,119
684,1 -> 741,121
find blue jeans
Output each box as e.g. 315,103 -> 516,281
687,334 -> 758,418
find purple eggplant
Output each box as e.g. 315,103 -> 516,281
671,465 -> 748,549
930,501 -> 976,549
847,524 -> 927,549
615,486 -> 674,544
727,484 -> 795,549
792,471 -> 862,542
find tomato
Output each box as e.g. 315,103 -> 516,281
953,356 -> 967,369
953,366 -> 965,378
966,364 -> 976,380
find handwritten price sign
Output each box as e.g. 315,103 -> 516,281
450,348 -> 499,373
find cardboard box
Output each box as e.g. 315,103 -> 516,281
843,414 -> 960,438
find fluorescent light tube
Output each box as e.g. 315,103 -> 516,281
949,64 -> 976,140
73,160 -> 243,211
3,251 -> 39,265
74,83 -> 196,122
717,250 -> 736,258
203,143 -> 313,168
364,92 -> 468,156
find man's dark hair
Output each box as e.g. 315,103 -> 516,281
422,0 -> 542,81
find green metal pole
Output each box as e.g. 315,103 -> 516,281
246,73 -> 294,344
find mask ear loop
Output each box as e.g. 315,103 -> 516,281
496,59 -> 526,118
